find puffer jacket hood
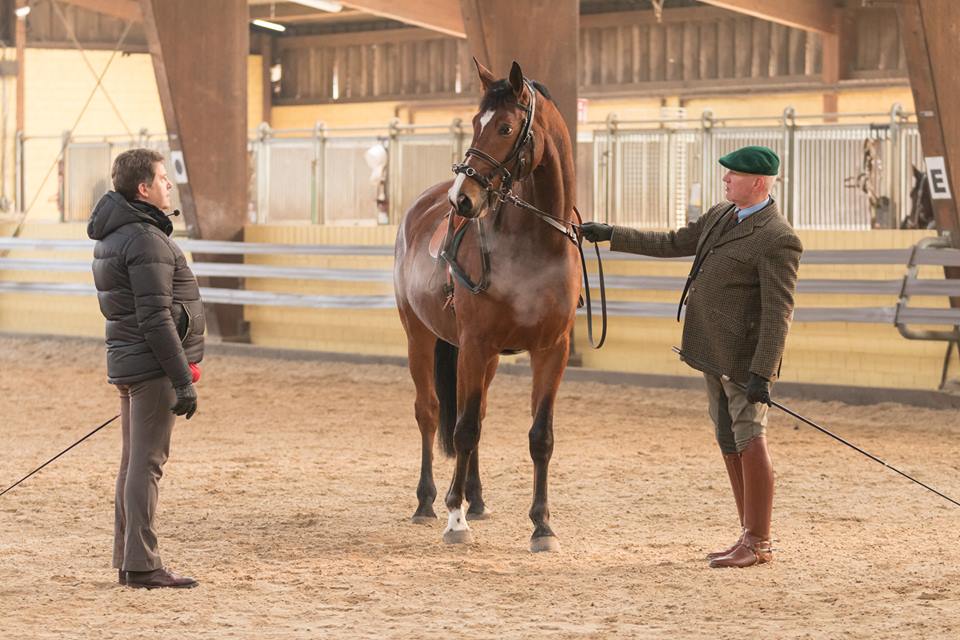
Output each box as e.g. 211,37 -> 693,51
87,191 -> 173,240
88,191 -> 204,387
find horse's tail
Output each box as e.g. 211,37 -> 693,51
434,338 -> 458,458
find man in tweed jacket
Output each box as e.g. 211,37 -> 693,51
582,146 -> 802,568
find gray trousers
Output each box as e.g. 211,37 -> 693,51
704,373 -> 768,454
112,376 -> 175,572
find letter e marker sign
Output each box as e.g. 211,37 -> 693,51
924,156 -> 952,200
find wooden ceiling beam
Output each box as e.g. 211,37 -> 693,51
340,1 -> 465,38
248,4 -> 367,25
698,0 -> 837,34
56,0 -> 142,22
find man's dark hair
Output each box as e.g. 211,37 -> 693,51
112,148 -> 164,201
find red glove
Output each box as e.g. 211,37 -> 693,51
189,362 -> 201,383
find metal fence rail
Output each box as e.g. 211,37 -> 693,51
17,105 -> 927,230
2,238 -> 958,326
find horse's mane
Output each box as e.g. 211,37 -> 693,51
479,79 -> 553,112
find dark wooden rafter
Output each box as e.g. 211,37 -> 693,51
697,0 -> 836,35
340,0 -> 465,38
55,0 -> 141,22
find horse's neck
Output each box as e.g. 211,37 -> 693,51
504,131 -> 575,243
534,129 -> 575,219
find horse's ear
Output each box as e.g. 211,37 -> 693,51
509,61 -> 524,98
474,57 -> 496,92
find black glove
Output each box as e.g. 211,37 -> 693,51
745,373 -> 771,406
171,383 -> 198,419
580,222 -> 613,243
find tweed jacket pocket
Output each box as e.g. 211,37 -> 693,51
708,307 -> 746,337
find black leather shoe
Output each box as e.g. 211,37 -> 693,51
125,567 -> 198,589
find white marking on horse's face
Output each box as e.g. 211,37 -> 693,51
479,109 -> 495,134
447,172 -> 467,206
445,507 -> 470,533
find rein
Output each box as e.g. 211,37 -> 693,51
440,78 -> 607,349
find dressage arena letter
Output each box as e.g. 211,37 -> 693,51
924,156 -> 953,200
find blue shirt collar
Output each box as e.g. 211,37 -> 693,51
736,196 -> 771,222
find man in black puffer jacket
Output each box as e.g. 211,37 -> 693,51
88,148 -> 204,590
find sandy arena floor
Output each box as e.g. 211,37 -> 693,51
2,333 -> 960,639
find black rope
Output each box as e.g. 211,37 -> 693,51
0,414 -> 120,497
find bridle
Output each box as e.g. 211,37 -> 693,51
451,79 -> 542,225
441,78 -> 607,348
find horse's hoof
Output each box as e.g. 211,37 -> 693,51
530,536 -> 561,553
466,507 -> 492,521
411,514 -> 437,524
443,529 -> 474,545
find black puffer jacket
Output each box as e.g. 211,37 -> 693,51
88,192 -> 205,387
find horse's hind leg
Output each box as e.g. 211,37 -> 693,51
402,314 -> 441,523
527,337 -> 570,553
466,355 -> 498,521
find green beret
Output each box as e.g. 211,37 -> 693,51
718,145 -> 780,176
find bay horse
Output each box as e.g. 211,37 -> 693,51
393,60 -> 581,552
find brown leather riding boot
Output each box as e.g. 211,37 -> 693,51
710,437 -> 774,568
706,452 -> 745,560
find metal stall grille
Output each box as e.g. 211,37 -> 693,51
896,126 -> 927,227
257,139 -> 317,223
792,126 -> 883,230
391,134 -> 459,222
614,131 -> 669,228
322,137 -> 381,225
63,143 -> 112,222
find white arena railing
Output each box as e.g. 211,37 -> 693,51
0,237 -> 959,325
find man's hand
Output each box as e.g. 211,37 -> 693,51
745,373 -> 771,406
580,222 -> 613,243
171,383 -> 198,419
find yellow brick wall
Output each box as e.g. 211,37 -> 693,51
16,49 -> 262,222
271,87 -> 916,130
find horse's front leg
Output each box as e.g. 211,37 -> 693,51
443,343 -> 497,544
527,337 -> 570,552
466,354 -> 498,521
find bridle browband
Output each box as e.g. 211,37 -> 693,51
440,77 -> 607,348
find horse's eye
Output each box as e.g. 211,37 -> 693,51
498,124 -> 513,136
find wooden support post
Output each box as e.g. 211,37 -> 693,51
458,0 -> 579,144
140,0 -> 250,341
898,0 -> 960,319
898,0 -> 960,248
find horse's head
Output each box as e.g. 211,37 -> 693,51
448,59 -> 544,218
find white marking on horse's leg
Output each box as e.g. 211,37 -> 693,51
479,109 -> 495,134
445,506 -> 470,534
447,172 -> 466,205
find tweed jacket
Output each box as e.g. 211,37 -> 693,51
610,199 -> 802,384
